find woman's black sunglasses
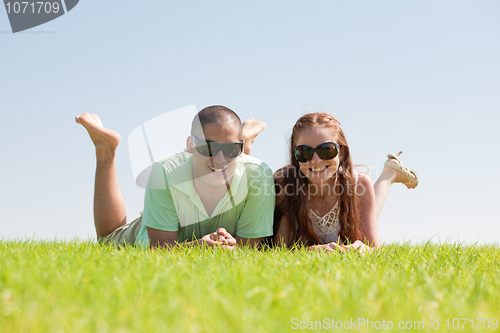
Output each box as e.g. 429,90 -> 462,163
192,136 -> 244,159
293,142 -> 340,163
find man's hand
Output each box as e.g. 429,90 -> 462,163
200,228 -> 236,249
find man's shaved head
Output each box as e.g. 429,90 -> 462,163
191,105 -> 242,140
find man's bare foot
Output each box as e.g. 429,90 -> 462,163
75,113 -> 121,156
242,118 -> 266,155
382,151 -> 418,189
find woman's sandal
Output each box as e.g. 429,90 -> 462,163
384,151 -> 418,189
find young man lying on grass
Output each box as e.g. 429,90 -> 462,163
76,106 -> 274,249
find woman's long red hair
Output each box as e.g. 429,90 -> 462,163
274,113 -> 363,246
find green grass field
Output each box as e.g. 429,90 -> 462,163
1,241 -> 499,332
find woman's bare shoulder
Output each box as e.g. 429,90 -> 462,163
356,172 -> 375,199
356,172 -> 373,186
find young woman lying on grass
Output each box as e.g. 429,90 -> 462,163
273,113 -> 418,253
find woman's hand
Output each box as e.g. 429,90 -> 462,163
308,242 -> 346,253
342,240 -> 373,254
308,240 -> 373,254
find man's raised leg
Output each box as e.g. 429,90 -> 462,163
76,113 -> 127,238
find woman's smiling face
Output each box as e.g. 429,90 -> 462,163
294,126 -> 342,185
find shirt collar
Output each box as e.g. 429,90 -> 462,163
169,155 -> 195,196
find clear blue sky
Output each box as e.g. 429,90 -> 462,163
1,0 -> 499,243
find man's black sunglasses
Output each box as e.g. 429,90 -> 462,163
192,136 -> 244,159
293,142 -> 341,163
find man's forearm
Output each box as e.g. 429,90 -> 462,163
149,228 -> 239,250
234,236 -> 262,248
149,238 -> 202,250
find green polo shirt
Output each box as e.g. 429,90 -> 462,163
135,151 -> 274,247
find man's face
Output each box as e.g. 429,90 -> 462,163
188,122 -> 242,188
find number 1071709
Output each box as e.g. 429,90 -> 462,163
5,2 -> 60,14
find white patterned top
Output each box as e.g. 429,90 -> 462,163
307,171 -> 359,245
309,200 -> 341,244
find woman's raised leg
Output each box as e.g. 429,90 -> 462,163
373,151 -> 418,218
